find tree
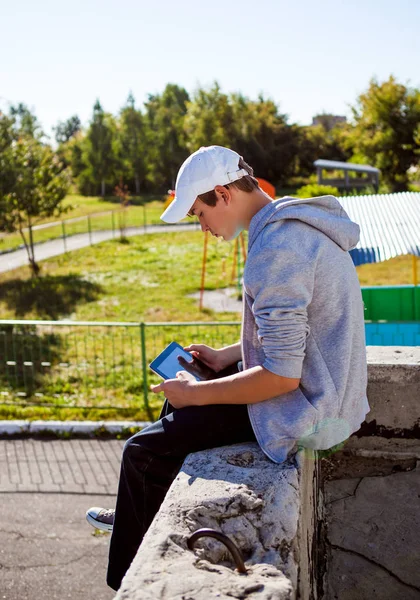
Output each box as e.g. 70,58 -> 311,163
54,117 -> 84,181
9,103 -> 42,138
185,87 -> 300,186
0,133 -> 70,275
54,115 -> 82,144
346,76 -> 420,191
0,113 -> 18,205
296,123 -> 350,178
144,84 -> 190,189
84,100 -> 120,196
232,94 -> 300,185
184,83 -> 235,150
119,93 -> 145,195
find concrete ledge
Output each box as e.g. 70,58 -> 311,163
114,347 -> 420,598
366,346 -> 420,365
364,346 -> 420,435
116,443 -> 318,600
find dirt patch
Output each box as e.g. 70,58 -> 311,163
189,287 -> 243,313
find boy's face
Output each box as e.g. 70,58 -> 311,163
189,188 -> 241,241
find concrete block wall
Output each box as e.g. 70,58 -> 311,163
364,346 -> 420,436
115,347 -> 420,599
115,444 -> 319,600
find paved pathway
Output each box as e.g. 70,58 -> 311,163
0,438 -> 123,493
0,439 -> 124,600
0,222 -> 200,273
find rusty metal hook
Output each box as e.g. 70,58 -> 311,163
187,528 -> 247,574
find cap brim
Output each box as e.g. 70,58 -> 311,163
160,190 -> 195,223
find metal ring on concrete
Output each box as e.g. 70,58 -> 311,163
187,528 -> 247,574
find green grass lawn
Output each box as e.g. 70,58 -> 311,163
0,230 -> 239,321
356,255 -> 420,286
0,231 -> 241,421
0,229 -> 418,421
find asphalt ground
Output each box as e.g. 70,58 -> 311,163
0,439 -> 124,600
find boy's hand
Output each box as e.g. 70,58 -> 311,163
183,344 -> 223,372
150,371 -> 199,409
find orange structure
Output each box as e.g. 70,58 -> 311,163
257,178 -> 276,199
163,189 -> 176,210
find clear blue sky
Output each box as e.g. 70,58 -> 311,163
2,0 -> 419,140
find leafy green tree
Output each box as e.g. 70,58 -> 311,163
232,95 -> 300,185
119,93 -> 145,195
185,87 -> 300,186
184,83 -> 235,150
346,76 -> 420,191
9,103 -> 42,138
0,134 -> 70,275
0,112 -> 17,146
54,117 -> 84,182
296,123 -> 350,178
84,100 -> 120,196
0,113 -> 18,196
54,115 -> 82,144
144,84 -> 190,189
296,183 -> 340,198
68,132 -> 87,181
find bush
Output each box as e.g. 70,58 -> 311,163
296,183 -> 340,198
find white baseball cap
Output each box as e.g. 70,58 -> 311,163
160,145 -> 249,223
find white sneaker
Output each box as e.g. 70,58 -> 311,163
86,507 -> 114,532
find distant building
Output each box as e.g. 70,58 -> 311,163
312,114 -> 347,131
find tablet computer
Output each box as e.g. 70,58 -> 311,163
149,342 -> 216,381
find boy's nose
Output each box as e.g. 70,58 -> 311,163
200,219 -> 208,233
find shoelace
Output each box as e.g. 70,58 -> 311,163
99,509 -> 115,520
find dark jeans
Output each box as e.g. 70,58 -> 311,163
107,399 -> 256,591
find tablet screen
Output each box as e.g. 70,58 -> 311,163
149,342 -> 215,381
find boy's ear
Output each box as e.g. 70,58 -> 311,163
214,185 -> 231,205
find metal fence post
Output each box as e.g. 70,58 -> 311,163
88,215 -> 92,245
143,204 -> 147,231
61,220 -> 67,253
112,211 -> 115,238
140,322 -> 152,420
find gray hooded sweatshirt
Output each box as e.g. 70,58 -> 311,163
243,195 -> 370,463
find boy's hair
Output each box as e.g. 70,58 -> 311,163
197,157 -> 259,207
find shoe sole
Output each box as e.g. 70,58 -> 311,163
86,511 -> 113,532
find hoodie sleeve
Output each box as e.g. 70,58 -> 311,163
246,222 -> 316,379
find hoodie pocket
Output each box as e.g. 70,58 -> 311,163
300,333 -> 340,422
250,385 -> 319,444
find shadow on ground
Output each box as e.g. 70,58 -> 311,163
0,274 -> 102,319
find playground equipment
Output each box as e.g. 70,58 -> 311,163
163,189 -> 176,211
256,178 -> 276,199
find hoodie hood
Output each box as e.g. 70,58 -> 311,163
248,195 -> 360,253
